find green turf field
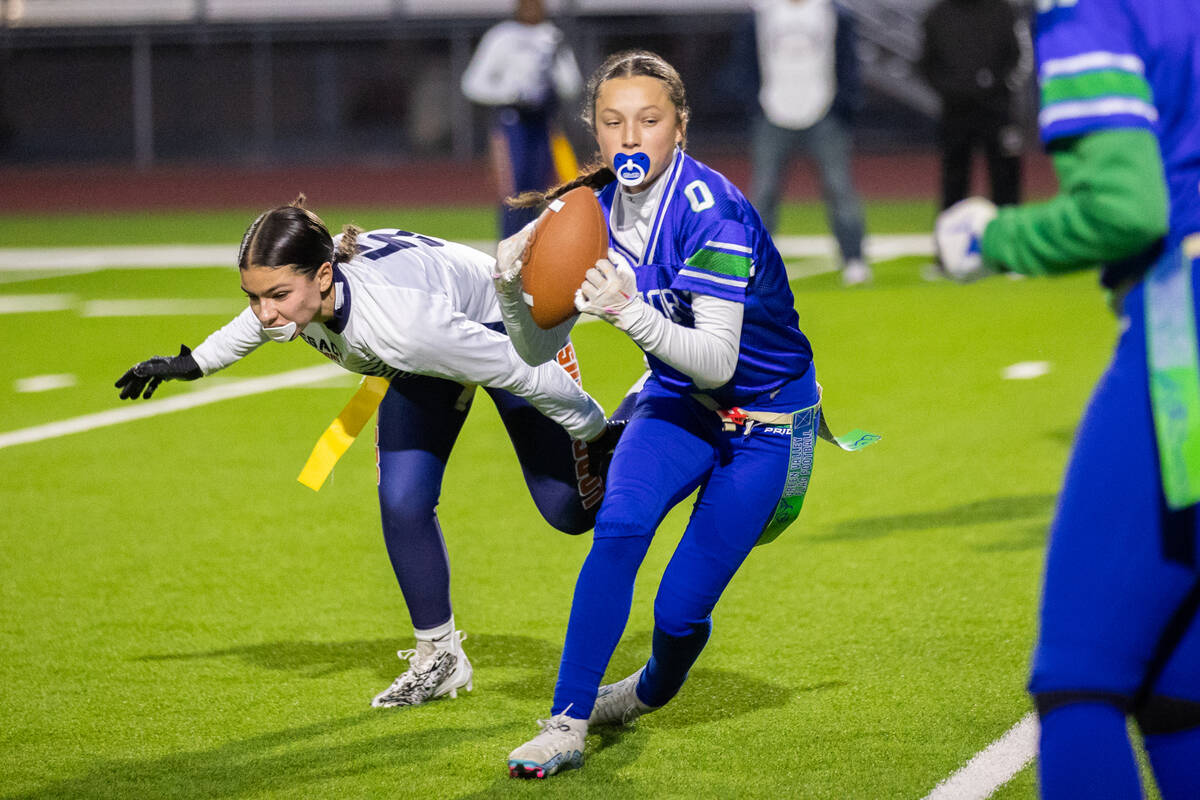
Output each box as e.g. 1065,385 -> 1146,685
0,201 -> 1124,798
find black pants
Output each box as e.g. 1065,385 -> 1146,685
938,106 -> 1022,209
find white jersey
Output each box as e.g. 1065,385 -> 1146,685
460,20 -> 582,108
754,0 -> 837,130
192,230 -> 605,441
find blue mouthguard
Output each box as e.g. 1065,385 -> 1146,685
613,152 -> 651,187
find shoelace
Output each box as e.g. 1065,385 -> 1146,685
394,630 -> 467,674
395,631 -> 467,673
533,704 -> 579,740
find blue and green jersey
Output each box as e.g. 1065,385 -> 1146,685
1034,0 -> 1200,248
596,150 -> 813,408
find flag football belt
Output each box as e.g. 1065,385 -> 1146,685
1146,233 -> 1200,510
694,384 -> 881,451
297,375 -> 391,491
693,386 -> 881,546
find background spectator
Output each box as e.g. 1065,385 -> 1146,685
460,0 -> 583,238
919,0 -> 1028,210
746,0 -> 871,286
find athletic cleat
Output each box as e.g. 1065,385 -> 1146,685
371,630 -> 473,708
589,666 -> 656,726
507,712 -> 587,778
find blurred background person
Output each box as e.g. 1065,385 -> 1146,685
747,0 -> 871,287
919,0 -> 1028,211
461,0 -> 583,239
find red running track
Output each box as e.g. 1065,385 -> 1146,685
0,150 -> 1055,214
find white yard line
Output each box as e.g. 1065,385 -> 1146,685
15,374 -> 78,393
0,364 -> 345,451
0,295 -> 245,316
81,299 -> 245,317
922,713 -> 1039,800
0,245 -> 237,270
0,293 -> 75,313
0,235 -> 934,273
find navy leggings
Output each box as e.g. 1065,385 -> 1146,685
375,372 -> 598,630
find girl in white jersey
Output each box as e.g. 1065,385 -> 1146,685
115,198 -> 625,709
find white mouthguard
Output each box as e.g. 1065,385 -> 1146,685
263,321 -> 298,343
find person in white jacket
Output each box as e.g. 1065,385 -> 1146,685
115,197 -> 625,710
461,0 -> 582,238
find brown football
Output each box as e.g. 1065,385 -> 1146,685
521,185 -> 609,329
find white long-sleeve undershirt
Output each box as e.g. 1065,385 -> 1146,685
615,293 -> 742,390
610,175 -> 743,389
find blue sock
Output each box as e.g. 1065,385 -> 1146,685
637,621 -> 712,708
1038,703 -> 1142,799
1145,726 -> 1200,799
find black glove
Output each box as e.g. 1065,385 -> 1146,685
115,344 -> 203,400
586,418 -> 627,483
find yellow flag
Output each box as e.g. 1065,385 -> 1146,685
297,376 -> 390,491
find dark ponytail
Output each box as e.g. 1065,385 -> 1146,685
335,224 -> 362,264
508,159 -> 616,209
237,194 -> 335,277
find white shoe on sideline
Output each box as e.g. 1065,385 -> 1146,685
589,666 -> 656,726
842,259 -> 873,286
371,630 -> 473,708
508,712 -> 587,779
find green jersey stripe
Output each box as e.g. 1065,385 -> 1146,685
685,248 -> 752,278
1041,69 -> 1152,107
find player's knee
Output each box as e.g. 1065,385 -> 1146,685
652,611 -> 712,641
594,479 -> 666,540
528,482 -> 593,535
1134,694 -> 1200,736
595,501 -> 656,539
585,535 -> 651,578
1032,690 -> 1132,719
541,502 -> 592,536
652,589 -> 714,639
377,481 -> 437,530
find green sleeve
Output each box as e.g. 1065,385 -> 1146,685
981,128 -> 1168,276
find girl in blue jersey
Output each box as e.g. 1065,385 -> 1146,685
501,50 -> 831,778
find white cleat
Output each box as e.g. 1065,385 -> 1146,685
507,712 -> 587,779
842,259 -> 873,287
589,666 -> 656,726
371,630 -> 473,708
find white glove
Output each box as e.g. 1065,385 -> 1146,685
493,219 -> 537,299
935,197 -> 998,281
574,254 -> 641,325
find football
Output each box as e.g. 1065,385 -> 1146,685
521,185 -> 609,329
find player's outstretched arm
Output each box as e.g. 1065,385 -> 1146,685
937,130 -> 1168,281
114,344 -> 203,400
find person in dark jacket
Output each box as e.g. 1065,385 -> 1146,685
919,0 -> 1027,209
